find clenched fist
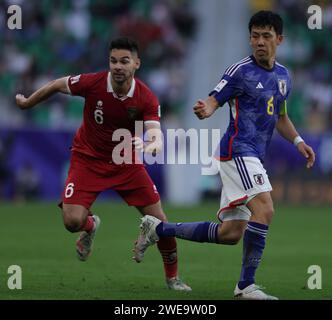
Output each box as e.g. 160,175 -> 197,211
15,94 -> 30,109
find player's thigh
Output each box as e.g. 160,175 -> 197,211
136,200 -> 168,222
115,165 -> 161,212
246,191 -> 274,225
61,151 -> 101,210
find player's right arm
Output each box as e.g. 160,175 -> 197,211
15,76 -> 70,110
194,65 -> 244,120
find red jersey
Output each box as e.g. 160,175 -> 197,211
67,71 -> 160,160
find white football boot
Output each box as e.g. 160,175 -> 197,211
234,284 -> 278,300
134,215 -> 192,292
134,215 -> 161,263
76,215 -> 101,261
166,277 -> 192,292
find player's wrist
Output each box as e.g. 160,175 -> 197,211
293,135 -> 304,146
144,140 -> 162,154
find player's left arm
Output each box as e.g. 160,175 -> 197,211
276,112 -> 315,169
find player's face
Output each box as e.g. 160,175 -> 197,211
109,49 -> 140,84
250,26 -> 283,66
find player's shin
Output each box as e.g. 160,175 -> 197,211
157,237 -> 178,279
156,221 -> 220,243
238,221 -> 268,289
81,215 -> 95,233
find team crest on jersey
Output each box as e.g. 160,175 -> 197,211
127,107 -> 138,121
253,174 -> 264,185
278,79 -> 287,96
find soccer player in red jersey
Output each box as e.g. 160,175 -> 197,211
15,37 -> 191,291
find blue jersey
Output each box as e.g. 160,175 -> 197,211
210,55 -> 291,162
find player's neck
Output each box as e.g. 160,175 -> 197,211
111,78 -> 133,97
253,54 -> 275,70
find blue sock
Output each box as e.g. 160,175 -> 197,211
156,221 -> 219,243
238,221 -> 268,290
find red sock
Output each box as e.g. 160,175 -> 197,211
82,215 -> 94,233
157,237 -> 178,279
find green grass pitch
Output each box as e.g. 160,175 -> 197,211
0,201 -> 331,300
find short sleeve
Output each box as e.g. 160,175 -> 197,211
143,91 -> 161,122
284,74 -> 292,101
279,72 -> 292,116
67,73 -> 95,97
209,68 -> 244,107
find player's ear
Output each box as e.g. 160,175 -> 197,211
276,34 -> 284,45
135,58 -> 141,70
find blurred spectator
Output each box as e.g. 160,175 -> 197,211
0,140 -> 9,200
14,162 -> 40,202
0,134 -> 14,200
271,0 -> 332,132
1,0 -> 197,129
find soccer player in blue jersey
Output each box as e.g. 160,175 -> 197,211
134,11 -> 315,299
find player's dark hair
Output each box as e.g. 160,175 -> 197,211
249,10 -> 283,35
109,37 -> 139,56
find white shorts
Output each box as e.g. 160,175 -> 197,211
216,157 -> 272,222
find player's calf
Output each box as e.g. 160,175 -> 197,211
217,220 -> 247,245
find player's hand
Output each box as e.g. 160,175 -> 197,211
144,141 -> 162,155
297,142 -> 315,169
15,94 -> 30,109
193,99 -> 216,120
132,136 -> 144,151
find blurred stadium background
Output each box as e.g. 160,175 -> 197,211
0,0 -> 331,300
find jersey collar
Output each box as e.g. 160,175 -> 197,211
107,72 -> 136,100
250,55 -> 276,72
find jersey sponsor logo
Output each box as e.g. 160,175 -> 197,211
256,82 -> 264,89
253,174 -> 264,185
278,79 -> 287,96
214,79 -> 228,92
127,107 -> 139,121
70,75 -> 81,85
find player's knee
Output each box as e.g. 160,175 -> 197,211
63,217 -> 83,233
62,209 -> 85,233
262,205 -> 275,224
